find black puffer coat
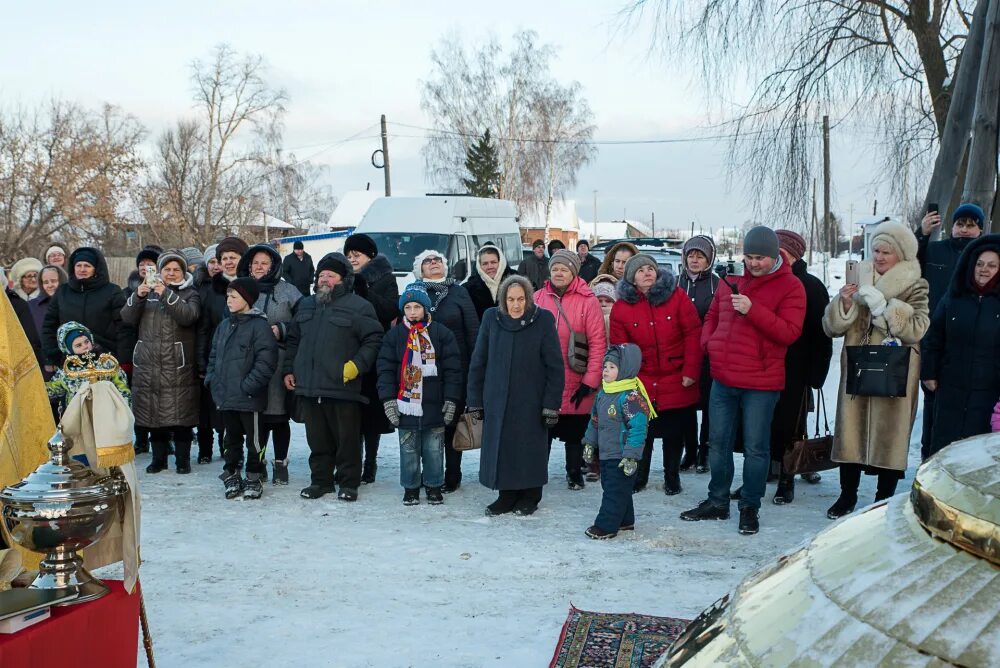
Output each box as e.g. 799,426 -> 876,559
465,267 -> 515,320
41,247 -> 125,365
354,254 -> 399,331
917,232 -> 975,314
283,269 -> 383,404
376,320 -> 463,430
921,234 -> 1000,454
121,272 -> 201,428
281,251 -> 314,296
197,271 -> 232,374
424,281 -> 480,375
205,309 -> 278,413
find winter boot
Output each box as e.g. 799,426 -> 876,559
800,472 -> 822,484
360,459 -> 377,485
243,472 -> 264,500
300,484 -> 335,499
338,488 -> 358,502
773,474 -> 795,505
567,469 -> 585,491
680,500 -> 730,522
585,459 -> 600,482
134,428 -> 150,455
486,491 -> 518,516
272,459 -> 289,486
223,471 -> 244,499
738,507 -> 759,535
425,487 -> 444,505
585,525 -> 618,540
403,488 -> 421,505
695,443 -> 709,473
145,440 -> 169,474
826,494 -> 857,520
664,451 -> 682,495
174,440 -> 192,474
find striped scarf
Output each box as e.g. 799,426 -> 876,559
397,320 -> 437,416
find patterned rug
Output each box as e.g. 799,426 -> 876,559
549,605 -> 690,667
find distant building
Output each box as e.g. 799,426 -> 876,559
577,219 -> 653,243
327,190 -> 382,231
519,200 -> 581,247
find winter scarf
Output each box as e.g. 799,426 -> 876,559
476,244 -> 508,301
601,377 -> 658,420
397,319 -> 438,416
424,279 -> 456,314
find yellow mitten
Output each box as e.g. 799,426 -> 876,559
343,360 -> 359,383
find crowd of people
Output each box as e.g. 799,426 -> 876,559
1,201 -> 994,538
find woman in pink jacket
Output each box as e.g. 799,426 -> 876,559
535,249 -> 608,489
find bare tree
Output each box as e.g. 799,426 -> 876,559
0,101 -> 144,264
421,31 -> 597,213
619,0 -> 974,216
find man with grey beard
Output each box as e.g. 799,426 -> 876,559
283,253 -> 383,501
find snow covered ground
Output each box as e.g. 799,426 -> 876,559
101,255 -> 929,667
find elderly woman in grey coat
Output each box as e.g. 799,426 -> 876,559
121,249 -> 202,474
237,244 -> 303,485
467,275 -> 564,516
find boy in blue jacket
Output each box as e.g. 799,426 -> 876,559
582,344 -> 655,539
205,277 -> 278,500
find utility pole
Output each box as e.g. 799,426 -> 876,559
962,0 -> 1000,231
593,190 -> 598,243
380,114 -> 392,196
823,115 -> 832,257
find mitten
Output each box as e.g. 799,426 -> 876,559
442,400 -> 457,426
570,384 -> 595,409
542,408 -> 559,428
619,458 -> 638,477
383,400 -> 400,427
583,443 -> 595,464
343,360 -> 359,383
855,285 -> 887,317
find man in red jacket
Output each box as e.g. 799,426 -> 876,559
680,226 -> 806,535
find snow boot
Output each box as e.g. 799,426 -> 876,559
243,473 -> 264,500
425,487 -> 444,505
680,500 -> 730,522
585,525 -> 617,540
738,507 -> 759,535
223,471 -> 244,499
403,488 -> 421,506
272,459 -> 289,486
145,440 -> 169,474
360,459 -> 377,485
801,471 -> 822,484
826,494 -> 857,519
486,491 -> 518,516
773,475 -> 795,505
338,488 -> 358,502
300,484 -> 335,499
567,469 -> 585,491
174,439 -> 192,474
585,460 -> 600,482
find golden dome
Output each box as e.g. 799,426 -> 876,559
660,434 -> 1000,667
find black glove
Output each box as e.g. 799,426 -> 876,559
467,407 -> 484,420
570,384 -> 596,409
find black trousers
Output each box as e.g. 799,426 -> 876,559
221,411 -> 265,475
197,386 -> 223,459
547,414 -> 589,474
259,417 -> 291,461
637,406 -> 694,487
302,398 -> 362,490
838,463 -> 902,502
147,426 -> 193,466
920,388 -> 935,461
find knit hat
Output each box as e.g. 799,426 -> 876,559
549,249 -> 581,276
156,249 -> 187,273
775,230 -> 807,261
72,248 -> 100,269
682,235 -> 717,266
953,203 -> 986,228
135,245 -> 162,268
591,280 -> 617,302
603,343 -> 642,380
317,252 -> 352,279
742,226 -> 780,260
57,321 -> 93,355
216,236 -> 249,260
44,245 -> 66,263
228,277 -> 260,307
531,239 -> 545,250
413,249 -> 448,279
203,245 -> 218,266
547,239 -> 566,257
181,246 -> 204,269
870,220 -> 918,262
576,239 -> 590,251
398,282 -> 433,314
344,233 -> 378,259
623,254 -> 659,284
293,240 -> 305,251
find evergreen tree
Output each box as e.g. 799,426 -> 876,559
462,130 -> 502,197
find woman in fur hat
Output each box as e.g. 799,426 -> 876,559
823,220 -> 929,518
467,275 -> 565,516
413,248 -> 480,492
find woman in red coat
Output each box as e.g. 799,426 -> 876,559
610,254 -> 703,494
535,250 -> 608,489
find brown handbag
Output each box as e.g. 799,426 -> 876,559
453,412 -> 483,451
553,297 -> 589,373
783,389 -> 836,475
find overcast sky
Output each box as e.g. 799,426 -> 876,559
2,0 -> 893,234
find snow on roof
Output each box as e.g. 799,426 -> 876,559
519,200 -> 580,231
578,220 -> 654,240
328,190 -> 382,229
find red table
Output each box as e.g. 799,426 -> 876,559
0,580 -> 140,668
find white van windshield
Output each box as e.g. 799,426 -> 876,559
364,233 -> 451,274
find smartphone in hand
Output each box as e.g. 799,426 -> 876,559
144,266 -> 158,287
927,202 -> 939,214
845,259 -> 859,285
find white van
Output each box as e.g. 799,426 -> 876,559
273,229 -> 353,260
354,196 -> 522,289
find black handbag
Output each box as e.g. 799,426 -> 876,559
845,324 -> 911,398
783,389 -> 836,475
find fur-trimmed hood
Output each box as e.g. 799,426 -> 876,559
949,233 -> 1000,297
616,268 -> 677,306
359,254 -> 394,285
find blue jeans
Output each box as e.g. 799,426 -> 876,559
594,459 -> 636,533
707,381 -> 780,510
399,427 -> 445,489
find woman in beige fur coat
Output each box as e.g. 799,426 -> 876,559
822,220 -> 929,519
